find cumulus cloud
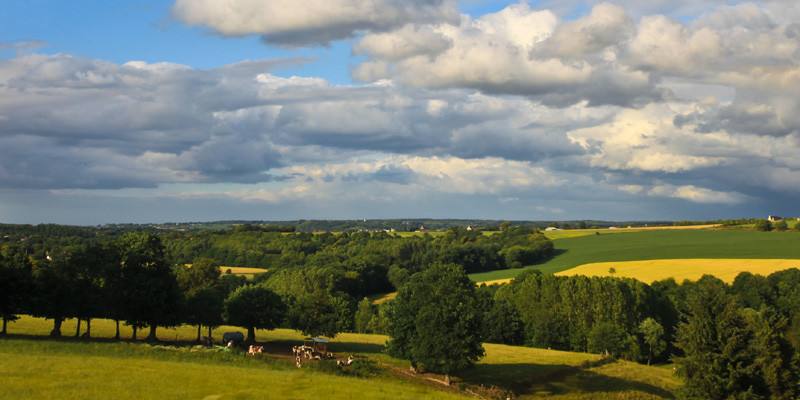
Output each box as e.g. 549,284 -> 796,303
172,0 -> 458,46
5,0 -> 800,221
353,3 -> 663,107
649,184 -> 746,204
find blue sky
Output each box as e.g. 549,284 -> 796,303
1,0 -> 358,83
1,0 -> 799,224
1,0 -> 522,83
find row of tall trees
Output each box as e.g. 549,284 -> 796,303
0,233 -> 334,343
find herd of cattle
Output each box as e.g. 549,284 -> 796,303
218,331 -> 355,369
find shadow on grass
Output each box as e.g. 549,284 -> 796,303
457,361 -> 674,399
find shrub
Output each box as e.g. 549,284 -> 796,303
754,220 -> 772,232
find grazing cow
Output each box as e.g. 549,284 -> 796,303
247,345 -> 264,356
337,355 -> 355,367
222,331 -> 244,346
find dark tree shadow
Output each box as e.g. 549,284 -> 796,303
457,361 -> 674,399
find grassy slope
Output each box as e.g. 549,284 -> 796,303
469,230 -> 800,282
3,316 -> 679,399
0,340 -> 462,400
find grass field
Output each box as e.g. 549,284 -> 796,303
542,224 -> 720,240
469,230 -> 800,282
3,316 -> 680,399
0,339 -> 463,400
556,259 -> 800,283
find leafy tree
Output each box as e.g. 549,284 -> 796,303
754,219 -> 772,232
748,307 -> 799,399
223,284 -> 285,344
117,232 -> 182,341
65,242 -> 117,338
31,247 -> 78,337
176,258 -> 221,293
774,220 -> 788,231
387,265 -> 411,290
0,247 -> 33,335
186,287 -> 224,342
103,247 -> 126,340
732,272 -> 774,310
217,274 -> 248,298
367,302 -> 392,334
388,264 -> 485,384
354,297 -> 374,333
176,258 -> 223,342
639,318 -> 666,365
288,289 -> 351,338
675,277 -> 760,399
482,298 -> 524,345
587,322 -> 630,357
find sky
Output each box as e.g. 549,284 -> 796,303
1,0 -> 799,225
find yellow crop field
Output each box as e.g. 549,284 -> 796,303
479,278 -> 513,286
370,291 -> 397,304
219,266 -> 269,275
556,258 -> 800,283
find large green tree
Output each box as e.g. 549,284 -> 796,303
587,322 -> 632,358
67,242 -> 116,338
354,297 -> 374,333
675,277 -> 760,399
176,258 -> 223,342
31,246 -> 79,337
224,284 -> 285,344
639,318 -> 666,365
387,263 -> 485,384
287,289 -> 351,338
0,246 -> 33,335
748,308 -> 799,399
117,232 -> 182,341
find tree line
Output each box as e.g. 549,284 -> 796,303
350,263 -> 800,398
1,232 -> 312,342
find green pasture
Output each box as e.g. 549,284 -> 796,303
469,230 -> 800,282
0,339 -> 461,400
2,316 -> 679,399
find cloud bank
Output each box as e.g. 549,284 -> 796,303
2,1 -> 799,223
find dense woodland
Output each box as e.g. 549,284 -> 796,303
1,223 -> 799,398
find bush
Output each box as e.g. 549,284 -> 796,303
346,359 -> 380,377
308,358 -> 380,378
754,220 -> 772,232
773,220 -> 788,231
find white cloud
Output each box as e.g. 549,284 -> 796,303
353,3 -> 661,107
648,184 -> 746,204
172,0 -> 458,45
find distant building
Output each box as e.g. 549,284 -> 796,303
768,215 -> 783,222
466,225 -> 474,231
417,225 -> 427,232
